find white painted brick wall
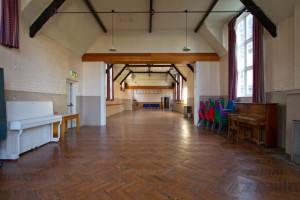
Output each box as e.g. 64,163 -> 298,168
114,82 -> 132,99
197,62 -> 220,96
0,19 -> 82,95
82,62 -> 101,96
186,69 -> 194,98
294,3 -> 300,89
219,54 -> 228,96
265,17 -> 294,92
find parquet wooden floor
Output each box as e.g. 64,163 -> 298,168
1,110 -> 300,200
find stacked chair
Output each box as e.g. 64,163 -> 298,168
211,100 -> 231,134
227,100 -> 236,113
197,99 -> 252,142
198,99 -> 236,134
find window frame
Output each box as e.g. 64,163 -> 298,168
236,13 -> 253,97
174,74 -> 183,102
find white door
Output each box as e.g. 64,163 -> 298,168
66,81 -> 76,128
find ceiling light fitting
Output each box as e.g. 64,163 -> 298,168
183,10 -> 191,52
109,10 -> 117,52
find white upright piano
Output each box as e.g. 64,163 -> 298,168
0,101 -> 62,160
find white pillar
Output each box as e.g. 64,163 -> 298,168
194,61 -> 201,126
100,62 -> 106,126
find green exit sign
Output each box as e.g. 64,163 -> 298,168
70,70 -> 78,78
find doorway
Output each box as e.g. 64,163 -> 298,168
161,96 -> 170,110
66,80 -> 77,128
164,97 -> 170,109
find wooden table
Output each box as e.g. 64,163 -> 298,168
60,113 -> 80,140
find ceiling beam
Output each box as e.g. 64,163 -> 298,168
105,64 -> 114,73
83,0 -> 107,33
149,0 -> 154,33
120,71 -> 132,85
29,0 -> 65,38
168,72 -> 179,84
126,86 -> 174,89
237,7 -> 247,18
113,64 -> 128,81
129,71 -> 179,84
131,71 -> 169,74
240,0 -> 276,37
128,64 -> 172,67
82,53 -> 220,63
194,0 -> 219,33
172,64 -> 187,82
186,64 -> 194,73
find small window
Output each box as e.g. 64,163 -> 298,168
120,82 -> 125,92
174,74 -> 183,101
106,64 -> 114,101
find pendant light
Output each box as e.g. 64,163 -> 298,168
109,10 -> 117,52
182,10 -> 191,52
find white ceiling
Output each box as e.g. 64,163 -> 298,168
21,0 -> 246,56
20,0 -> 300,86
253,0 -> 300,24
20,0 -> 299,54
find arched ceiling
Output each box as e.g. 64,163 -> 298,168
20,0 -> 299,56
20,0 -> 300,86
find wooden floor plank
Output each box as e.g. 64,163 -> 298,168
1,110 -> 300,199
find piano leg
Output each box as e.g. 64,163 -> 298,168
258,125 -> 265,145
16,130 -> 23,159
252,125 -> 265,145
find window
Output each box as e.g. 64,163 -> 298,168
174,74 -> 183,101
236,14 -> 253,97
120,82 -> 125,92
106,64 -> 114,101
0,0 -> 19,48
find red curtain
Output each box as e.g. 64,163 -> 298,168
252,16 -> 265,103
0,0 -> 19,48
228,16 -> 237,101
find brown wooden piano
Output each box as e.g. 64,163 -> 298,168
235,103 -> 278,147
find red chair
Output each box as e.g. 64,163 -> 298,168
197,101 -> 205,127
205,100 -> 215,130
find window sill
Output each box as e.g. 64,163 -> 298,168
175,101 -> 187,105
237,96 -> 252,103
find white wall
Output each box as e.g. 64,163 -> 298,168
114,83 -> 132,100
0,19 -> 82,96
81,62 -> 102,125
197,62 -> 221,96
219,55 -> 228,96
133,89 -> 173,102
107,83 -> 133,115
87,30 -> 215,53
186,68 -> 194,99
82,62 -> 101,96
265,17 -> 295,92
263,3 -> 300,153
294,3 -> 300,89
